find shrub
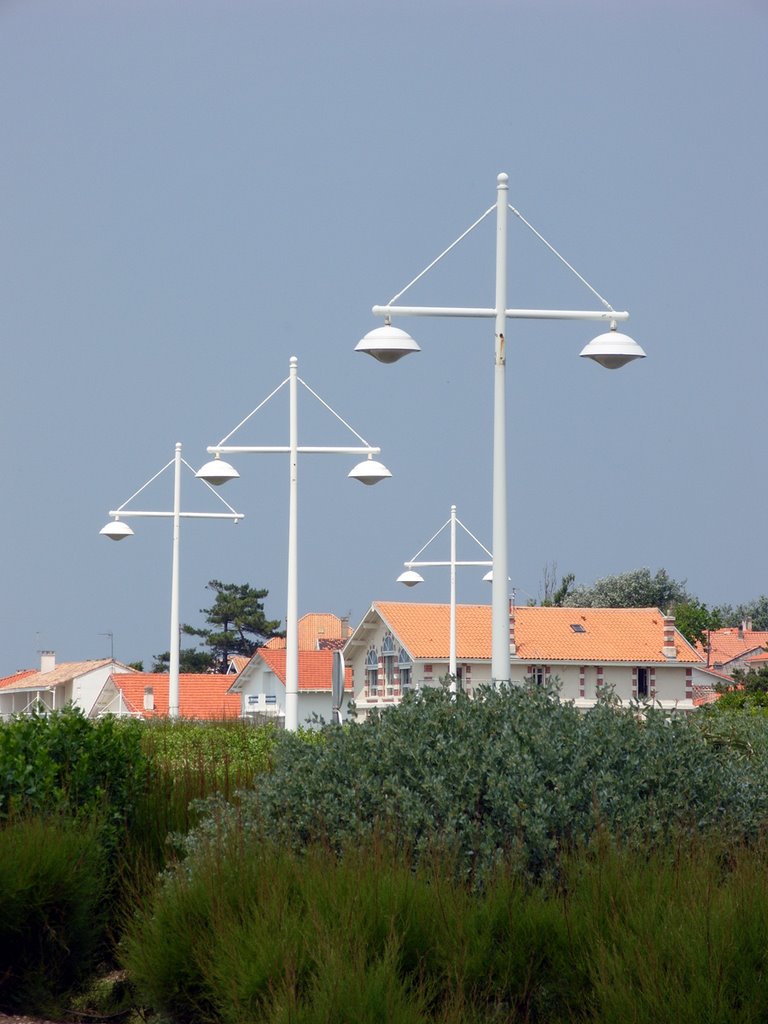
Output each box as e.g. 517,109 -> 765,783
0,816 -> 107,1016
184,685 -> 768,883
0,706 -> 146,838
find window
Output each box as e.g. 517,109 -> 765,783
399,648 -> 412,690
265,694 -> 277,705
382,633 -> 397,697
637,667 -> 649,699
366,648 -> 379,697
570,623 -> 586,633
529,666 -> 545,687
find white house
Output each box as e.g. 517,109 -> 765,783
344,602 -> 724,716
0,651 -> 135,720
230,647 -> 352,727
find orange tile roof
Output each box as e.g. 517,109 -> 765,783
114,673 -> 240,719
0,669 -> 37,689
0,661 -> 114,692
372,603 -> 703,664
374,603 -> 492,660
701,628 -> 768,667
263,613 -> 351,651
253,648 -> 352,692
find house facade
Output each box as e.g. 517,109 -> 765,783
344,602 -> 721,716
230,647 -> 352,726
0,651 -> 134,720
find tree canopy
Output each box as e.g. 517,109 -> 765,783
568,567 -> 691,611
154,580 -> 283,674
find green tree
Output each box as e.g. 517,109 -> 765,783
151,649 -> 215,674
714,596 -> 768,632
712,663 -> 768,709
671,599 -> 722,649
182,580 -> 283,673
539,562 -> 575,606
568,567 -> 691,610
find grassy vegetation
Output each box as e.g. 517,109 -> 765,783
5,693 -> 768,1020
122,831 -> 768,1024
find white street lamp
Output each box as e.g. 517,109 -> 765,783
197,356 -> 391,732
359,172 -> 646,686
100,442 -> 243,717
397,503 -> 492,689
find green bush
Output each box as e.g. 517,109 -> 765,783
0,816 -> 108,1016
0,706 -> 146,838
185,686 -> 768,883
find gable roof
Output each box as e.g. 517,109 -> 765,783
0,660 -> 116,693
701,627 -> 768,668
227,656 -> 250,675
355,603 -> 703,665
264,613 -> 350,651
114,673 -> 240,719
238,648 -> 352,692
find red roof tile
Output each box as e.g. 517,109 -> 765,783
699,628 -> 768,668
253,649 -> 352,692
114,673 -> 240,719
372,603 -> 702,664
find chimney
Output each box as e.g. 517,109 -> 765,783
662,614 -> 677,660
739,621 -> 745,639
40,650 -> 55,674
144,686 -> 154,711
509,600 -> 516,656
746,616 -> 753,633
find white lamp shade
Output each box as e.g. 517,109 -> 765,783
397,570 -> 424,587
196,458 -> 240,486
580,330 -> 646,369
355,325 -> 420,363
100,519 -> 134,541
348,459 -> 392,485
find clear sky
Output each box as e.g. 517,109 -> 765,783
1,0 -> 765,675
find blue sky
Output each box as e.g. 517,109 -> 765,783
1,0 -> 765,674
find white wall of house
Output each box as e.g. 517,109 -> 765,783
234,662 -> 339,727
0,662 -> 132,720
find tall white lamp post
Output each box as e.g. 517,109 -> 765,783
357,172 -> 646,686
100,442 -> 243,718
196,356 -> 391,732
397,503 -> 492,689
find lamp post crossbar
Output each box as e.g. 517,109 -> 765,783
208,445 -> 380,456
108,510 -> 243,520
373,305 -> 629,321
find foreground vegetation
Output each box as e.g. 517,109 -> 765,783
123,832 -> 768,1024
4,690 -> 768,1020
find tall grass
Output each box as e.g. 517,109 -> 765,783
120,831 -> 768,1024
0,815 -> 107,1016
123,717 -> 279,879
